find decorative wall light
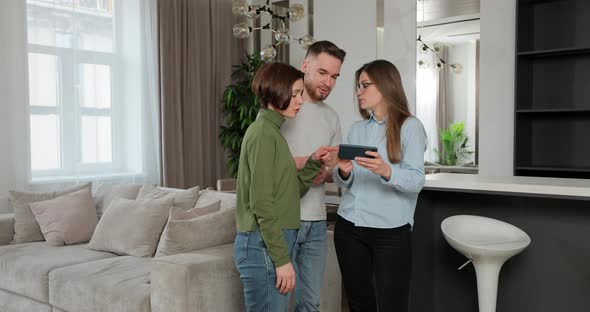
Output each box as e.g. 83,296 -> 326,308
232,0 -> 314,60
417,35 -> 463,73
417,0 -> 462,73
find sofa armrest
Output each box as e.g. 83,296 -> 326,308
150,243 -> 244,312
321,229 -> 342,312
0,214 -> 14,246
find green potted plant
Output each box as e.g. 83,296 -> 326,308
220,53 -> 266,177
435,121 -> 473,166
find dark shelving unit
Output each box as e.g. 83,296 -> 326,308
515,0 -> 590,179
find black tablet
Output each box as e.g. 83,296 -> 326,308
338,144 -> 378,160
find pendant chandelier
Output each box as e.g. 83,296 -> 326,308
232,0 -> 314,60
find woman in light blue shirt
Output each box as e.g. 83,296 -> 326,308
332,59 -> 426,312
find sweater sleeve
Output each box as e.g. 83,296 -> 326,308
297,156 -> 322,196
248,135 -> 290,267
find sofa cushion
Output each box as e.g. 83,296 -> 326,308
10,182 -> 92,243
155,203 -> 236,257
137,184 -> 200,210
89,197 -> 173,257
0,242 -> 116,303
0,288 -> 52,312
30,188 -> 98,246
196,190 -> 237,211
169,200 -> 221,220
93,183 -> 142,218
49,256 -> 151,312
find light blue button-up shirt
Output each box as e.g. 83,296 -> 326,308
333,115 -> 427,228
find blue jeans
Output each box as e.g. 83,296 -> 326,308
293,220 -> 327,312
234,229 -> 298,312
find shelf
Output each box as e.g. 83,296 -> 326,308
519,0 -> 569,5
515,166 -> 590,173
517,47 -> 590,58
515,0 -> 590,179
517,0 -> 590,52
516,108 -> 590,114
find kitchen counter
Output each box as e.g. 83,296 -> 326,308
411,174 -> 590,312
424,173 -> 590,200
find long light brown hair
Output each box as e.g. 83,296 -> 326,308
355,60 -> 411,163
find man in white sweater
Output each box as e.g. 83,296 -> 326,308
281,40 -> 346,312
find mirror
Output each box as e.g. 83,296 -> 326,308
415,0 -> 480,173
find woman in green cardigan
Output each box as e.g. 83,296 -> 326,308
233,62 -> 335,312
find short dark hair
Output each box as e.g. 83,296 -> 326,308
304,40 -> 346,63
251,62 -> 304,110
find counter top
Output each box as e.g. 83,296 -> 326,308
424,173 -> 590,200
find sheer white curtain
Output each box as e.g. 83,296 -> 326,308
0,0 -> 160,207
416,44 -> 447,163
417,49 -> 439,163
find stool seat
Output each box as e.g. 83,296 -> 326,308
442,215 -> 530,258
441,215 -> 531,312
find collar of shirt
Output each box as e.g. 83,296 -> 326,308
259,108 -> 286,129
367,113 -> 386,125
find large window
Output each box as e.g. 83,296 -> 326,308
27,0 -> 126,178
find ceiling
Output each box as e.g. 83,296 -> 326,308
418,18 -> 480,44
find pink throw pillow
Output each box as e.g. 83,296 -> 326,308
30,188 -> 98,246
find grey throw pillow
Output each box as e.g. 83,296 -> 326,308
93,183 -> 142,218
136,185 -> 200,210
195,190 -> 237,211
89,197 -> 173,257
155,201 -> 236,257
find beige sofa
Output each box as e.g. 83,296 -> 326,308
0,188 -> 342,312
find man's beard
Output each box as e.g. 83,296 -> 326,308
305,81 -> 329,102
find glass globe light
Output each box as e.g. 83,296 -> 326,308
420,44 -> 429,54
433,43 -> 442,53
298,35 -> 314,49
435,62 -> 443,71
275,27 -> 290,43
233,23 -> 250,39
451,63 -> 463,74
288,4 -> 305,22
231,0 -> 248,16
260,45 -> 277,60
417,59 -> 429,69
245,4 -> 261,19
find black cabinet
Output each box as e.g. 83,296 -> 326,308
515,0 -> 590,178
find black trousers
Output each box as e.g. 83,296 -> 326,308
334,215 -> 412,312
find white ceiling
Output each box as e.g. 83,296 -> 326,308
418,18 -> 480,44
377,0 -> 480,42
416,0 -> 480,23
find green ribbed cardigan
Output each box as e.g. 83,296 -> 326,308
236,109 -> 322,266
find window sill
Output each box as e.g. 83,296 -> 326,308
30,172 -> 148,186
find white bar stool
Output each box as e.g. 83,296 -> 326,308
441,215 -> 531,312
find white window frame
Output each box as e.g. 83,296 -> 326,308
27,1 -> 126,179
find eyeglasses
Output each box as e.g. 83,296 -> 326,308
356,81 -> 374,92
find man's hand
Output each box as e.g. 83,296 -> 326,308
311,146 -> 338,163
275,262 -> 296,294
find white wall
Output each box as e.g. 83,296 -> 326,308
383,0 -> 417,114
314,0 -> 377,135
446,42 -> 477,160
0,0 -> 30,213
479,0 -> 515,176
